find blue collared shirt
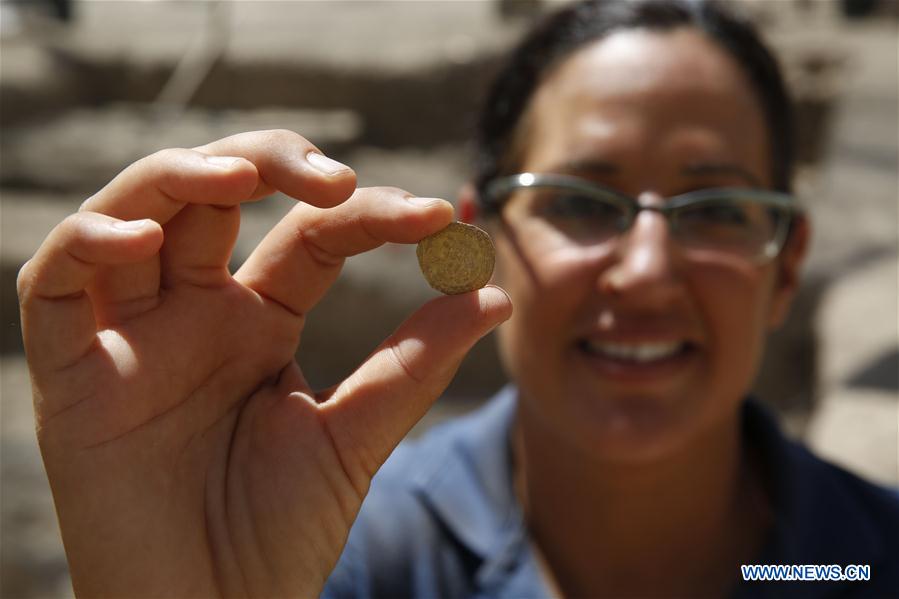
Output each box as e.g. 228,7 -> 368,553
323,387 -> 899,598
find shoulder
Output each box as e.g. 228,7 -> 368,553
784,432 -> 899,552
745,400 -> 899,593
751,399 -> 899,527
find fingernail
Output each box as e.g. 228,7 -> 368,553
486,284 -> 512,304
113,219 -> 152,231
306,151 -> 350,175
205,155 -> 242,169
407,197 -> 446,208
484,285 -> 514,324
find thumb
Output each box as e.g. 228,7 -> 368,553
318,285 -> 512,491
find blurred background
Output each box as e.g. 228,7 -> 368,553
1,0 -> 896,596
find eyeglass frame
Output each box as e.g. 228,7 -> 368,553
479,173 -> 804,263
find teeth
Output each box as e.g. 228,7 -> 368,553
584,340 -> 684,363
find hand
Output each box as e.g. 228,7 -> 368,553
17,130 -> 512,598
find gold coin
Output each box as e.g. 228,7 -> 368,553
416,222 -> 495,295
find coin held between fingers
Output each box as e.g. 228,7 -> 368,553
416,222 -> 495,295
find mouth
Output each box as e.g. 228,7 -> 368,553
578,339 -> 693,363
575,338 -> 699,381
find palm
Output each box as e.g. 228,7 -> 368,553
54,281 -> 299,449
19,131 -> 510,598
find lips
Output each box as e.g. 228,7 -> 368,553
574,335 -> 700,383
580,339 -> 687,363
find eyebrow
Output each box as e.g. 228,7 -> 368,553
545,159 -> 763,187
682,163 -> 762,187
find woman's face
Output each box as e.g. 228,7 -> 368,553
493,28 -> 805,462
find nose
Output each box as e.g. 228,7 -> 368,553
598,197 -> 681,302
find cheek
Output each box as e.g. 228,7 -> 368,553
495,241 -> 603,325
494,241 -> 609,375
495,237 -> 611,293
691,260 -> 777,388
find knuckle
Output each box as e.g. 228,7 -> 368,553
264,128 -> 312,149
125,148 -> 190,188
370,186 -> 413,201
387,340 -> 425,385
138,148 -> 197,200
128,148 -> 183,178
48,212 -> 96,264
147,147 -> 188,164
14,212 -> 83,301
59,211 -> 90,237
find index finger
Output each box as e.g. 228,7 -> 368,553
195,129 -> 356,206
81,130 -> 356,223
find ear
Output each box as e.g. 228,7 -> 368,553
458,183 -> 479,224
766,215 -> 811,329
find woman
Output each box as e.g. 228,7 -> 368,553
17,0 -> 897,597
323,2 -> 897,597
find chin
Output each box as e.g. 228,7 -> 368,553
569,392 -> 701,463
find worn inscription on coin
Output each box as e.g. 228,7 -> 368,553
416,222 -> 495,295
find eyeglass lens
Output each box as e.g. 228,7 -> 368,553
503,185 -> 786,259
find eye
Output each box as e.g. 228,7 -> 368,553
526,186 -> 628,245
537,190 -> 624,223
678,200 -> 757,228
674,196 -> 779,249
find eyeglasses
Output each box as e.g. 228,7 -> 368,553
481,173 -> 803,263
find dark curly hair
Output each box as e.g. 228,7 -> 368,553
473,0 -> 794,204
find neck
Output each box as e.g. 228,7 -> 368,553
513,400 -> 769,598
